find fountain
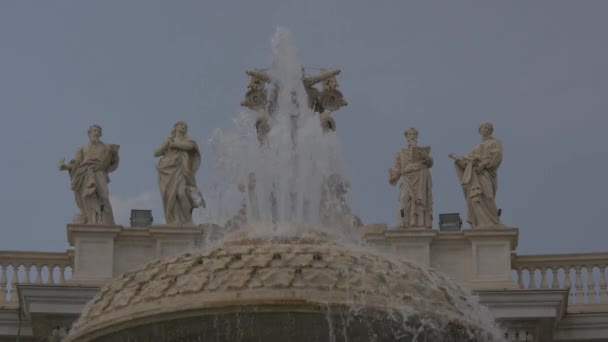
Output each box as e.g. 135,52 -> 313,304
208,27 -> 355,233
65,28 -> 506,342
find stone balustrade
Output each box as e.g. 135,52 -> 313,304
0,250 -> 73,306
503,328 -> 535,341
512,252 -> 608,308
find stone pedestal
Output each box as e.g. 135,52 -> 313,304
384,228 -> 437,268
67,224 -> 209,284
464,226 -> 518,289
149,225 -> 205,260
67,224 -> 121,283
363,224 -> 519,289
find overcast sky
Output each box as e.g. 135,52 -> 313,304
0,1 -> 606,255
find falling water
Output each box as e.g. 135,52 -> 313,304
209,27 -> 349,235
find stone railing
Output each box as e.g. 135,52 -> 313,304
0,250 -> 73,307
503,328 -> 534,341
512,252 -> 608,308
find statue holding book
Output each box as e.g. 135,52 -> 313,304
388,128 -> 434,228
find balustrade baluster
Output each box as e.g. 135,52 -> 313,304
504,329 -> 513,341
9,265 -> 17,303
563,266 -> 573,303
574,266 -> 584,304
10,265 -> 17,286
599,265 -> 608,304
528,268 -> 537,288
564,266 -> 572,289
50,266 -> 56,285
517,269 -> 525,289
586,266 -> 596,304
59,266 -> 65,283
35,266 -> 42,284
518,329 -> 526,341
540,268 -> 549,288
0,265 -> 6,304
551,267 -> 559,288
24,264 -> 31,284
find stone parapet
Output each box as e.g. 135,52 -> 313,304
67,223 -> 221,283
363,224 -> 519,289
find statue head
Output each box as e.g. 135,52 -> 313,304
404,127 -> 419,147
478,122 -> 494,138
88,125 -> 102,143
171,121 -> 188,137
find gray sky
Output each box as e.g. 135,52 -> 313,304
0,1 -> 606,254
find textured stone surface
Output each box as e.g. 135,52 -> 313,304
67,233 -> 502,341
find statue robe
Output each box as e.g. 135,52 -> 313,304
389,147 -> 433,228
454,137 -> 503,228
157,137 -> 202,225
68,142 -> 119,224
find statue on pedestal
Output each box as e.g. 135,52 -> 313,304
449,122 -> 503,228
154,121 -> 205,225
388,128 -> 433,228
59,125 -> 119,225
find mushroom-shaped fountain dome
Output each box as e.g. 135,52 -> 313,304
67,231 -> 503,342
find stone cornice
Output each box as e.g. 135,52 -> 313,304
363,224 -> 519,250
67,224 -> 122,245
0,308 -> 33,338
513,252 -> 608,269
17,284 -> 99,318
553,312 -> 608,341
475,289 -> 569,321
0,250 -> 72,266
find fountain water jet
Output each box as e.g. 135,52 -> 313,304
210,27 -> 355,237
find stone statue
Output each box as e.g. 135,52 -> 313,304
449,122 -> 503,228
388,128 -> 433,228
154,121 -> 205,225
59,125 -> 119,225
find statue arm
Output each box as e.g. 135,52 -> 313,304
58,159 -> 72,172
424,154 -> 434,168
245,69 -> 271,83
477,140 -> 503,172
484,140 -> 503,169
303,69 -> 341,86
388,152 -> 401,185
73,147 -> 84,164
154,140 -> 170,157
107,145 -> 120,173
60,147 -> 84,172
448,153 -> 468,169
170,140 -> 195,151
